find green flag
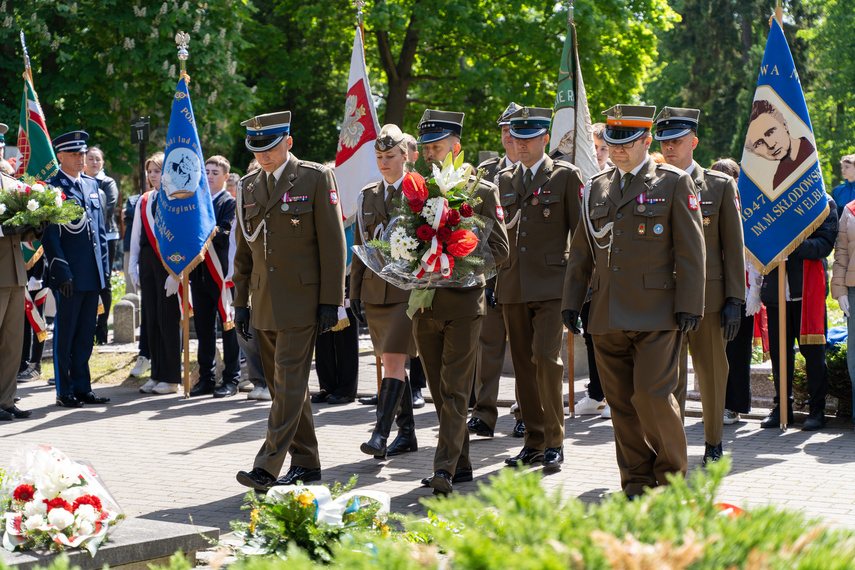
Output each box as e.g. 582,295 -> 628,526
14,72 -> 58,180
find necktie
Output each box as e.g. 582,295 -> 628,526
385,185 -> 395,210
621,172 -> 634,195
524,169 -> 533,190
267,173 -> 276,197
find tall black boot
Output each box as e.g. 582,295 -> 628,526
360,378 -> 406,458
387,377 -> 418,457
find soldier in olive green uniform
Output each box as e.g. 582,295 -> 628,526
561,105 -> 706,498
414,109 -> 509,495
468,102 -> 521,439
497,106 -> 583,471
351,124 -> 419,459
233,112 -> 346,490
654,107 -> 745,465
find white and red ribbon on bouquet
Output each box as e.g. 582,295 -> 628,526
24,289 -> 49,343
413,198 -> 454,279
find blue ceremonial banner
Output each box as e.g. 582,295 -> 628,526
155,77 -> 216,277
738,19 -> 828,274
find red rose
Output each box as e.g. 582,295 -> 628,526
409,198 -> 425,213
446,209 -> 461,226
401,172 -> 429,201
60,191 -> 67,200
459,203 -> 474,217
446,229 -> 479,257
44,497 -> 73,513
437,227 -> 453,242
416,225 -> 436,241
13,484 -> 34,502
73,494 -> 103,512
24,186 -> 31,194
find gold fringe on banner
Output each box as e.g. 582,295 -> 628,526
36,330 -> 48,343
25,245 -> 43,271
159,228 -> 217,281
330,317 -> 351,332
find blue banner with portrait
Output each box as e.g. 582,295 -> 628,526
154,77 -> 216,277
738,19 -> 828,274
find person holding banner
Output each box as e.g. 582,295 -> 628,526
128,152 -> 182,396
654,107 -> 745,465
498,105 -> 584,472
561,104 -> 705,498
187,155 -> 241,399
233,111 -> 346,490
413,109 -> 509,495
42,131 -> 111,408
350,124 -> 420,458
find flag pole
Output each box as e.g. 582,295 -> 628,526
564,0 -> 577,418
176,31 -> 192,398
773,1 -> 787,431
20,31 -> 33,83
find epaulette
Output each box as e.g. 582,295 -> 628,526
477,156 -> 500,170
359,181 -> 381,195
655,162 -> 684,175
81,173 -> 96,181
590,168 -> 612,181
553,159 -> 580,172
472,174 -> 497,190
240,168 -> 261,183
497,163 -> 516,174
299,160 -> 325,172
703,169 -> 730,181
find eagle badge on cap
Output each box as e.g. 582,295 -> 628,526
521,107 -> 529,119
613,106 -> 623,119
662,108 -> 671,120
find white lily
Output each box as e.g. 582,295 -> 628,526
431,151 -> 470,195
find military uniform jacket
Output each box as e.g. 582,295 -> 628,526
496,156 -> 583,304
351,181 -> 410,305
562,158 -> 706,333
416,177 -> 510,321
690,161 -> 746,312
42,170 -> 109,292
478,155 -> 515,187
0,174 -> 38,288
232,155 -> 346,330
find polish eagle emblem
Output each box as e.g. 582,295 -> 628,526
338,95 -> 366,151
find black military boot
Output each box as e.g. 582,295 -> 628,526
386,377 -> 418,457
360,378 -> 406,458
760,402 -> 794,428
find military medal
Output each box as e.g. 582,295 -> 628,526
531,196 -> 539,206
638,223 -> 646,235
637,204 -> 646,213
543,207 -> 550,218
654,224 -> 663,234
291,217 -> 300,227
703,216 -> 710,226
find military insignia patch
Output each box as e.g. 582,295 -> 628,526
329,190 -> 339,205
688,195 -> 698,210
291,217 -> 300,227
638,223 -> 646,235
703,216 -> 711,226
579,185 -> 584,198
654,224 -> 664,234
496,205 -> 505,221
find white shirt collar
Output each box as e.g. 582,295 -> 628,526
268,155 -> 291,184
522,154 -> 547,178
617,156 -> 649,179
60,168 -> 82,185
684,162 -> 696,176
384,174 -> 405,195
211,189 -> 226,201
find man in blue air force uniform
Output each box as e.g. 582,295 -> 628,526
42,131 -> 111,408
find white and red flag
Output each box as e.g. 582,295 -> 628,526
335,26 -> 381,221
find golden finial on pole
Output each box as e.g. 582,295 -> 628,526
175,31 -> 191,83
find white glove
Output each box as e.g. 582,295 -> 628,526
27,277 -> 43,291
164,275 -> 180,297
838,295 -> 850,318
129,269 -> 140,290
745,290 -> 762,317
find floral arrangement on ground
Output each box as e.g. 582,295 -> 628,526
1,445 -> 125,556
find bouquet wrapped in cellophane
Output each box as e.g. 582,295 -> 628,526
1,445 -> 125,556
0,176 -> 84,230
352,151 -> 498,315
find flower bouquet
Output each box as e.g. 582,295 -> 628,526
352,151 -> 498,315
0,176 -> 84,230
2,445 -> 125,556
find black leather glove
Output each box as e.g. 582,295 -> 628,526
234,306 -> 252,341
35,220 -> 49,239
676,312 -> 701,333
58,279 -> 74,298
484,288 -> 497,308
317,304 -> 339,334
350,299 -> 366,325
561,309 -> 581,335
720,298 -> 743,342
2,224 -> 30,236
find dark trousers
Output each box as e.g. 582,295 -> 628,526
21,290 -> 46,369
138,302 -> 150,359
53,289 -> 99,397
139,247 -> 180,383
409,357 -> 426,390
725,312 -> 754,413
314,308 -> 359,398
767,300 -> 827,410
96,239 -> 118,336
191,275 -> 240,385
580,300 -> 603,401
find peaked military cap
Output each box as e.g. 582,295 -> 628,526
375,124 -> 405,152
509,106 -> 553,139
497,102 -> 521,126
602,105 -> 656,145
417,109 -> 464,144
653,106 -> 700,141
0,123 -> 6,147
241,111 -> 291,152
52,130 -> 89,154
